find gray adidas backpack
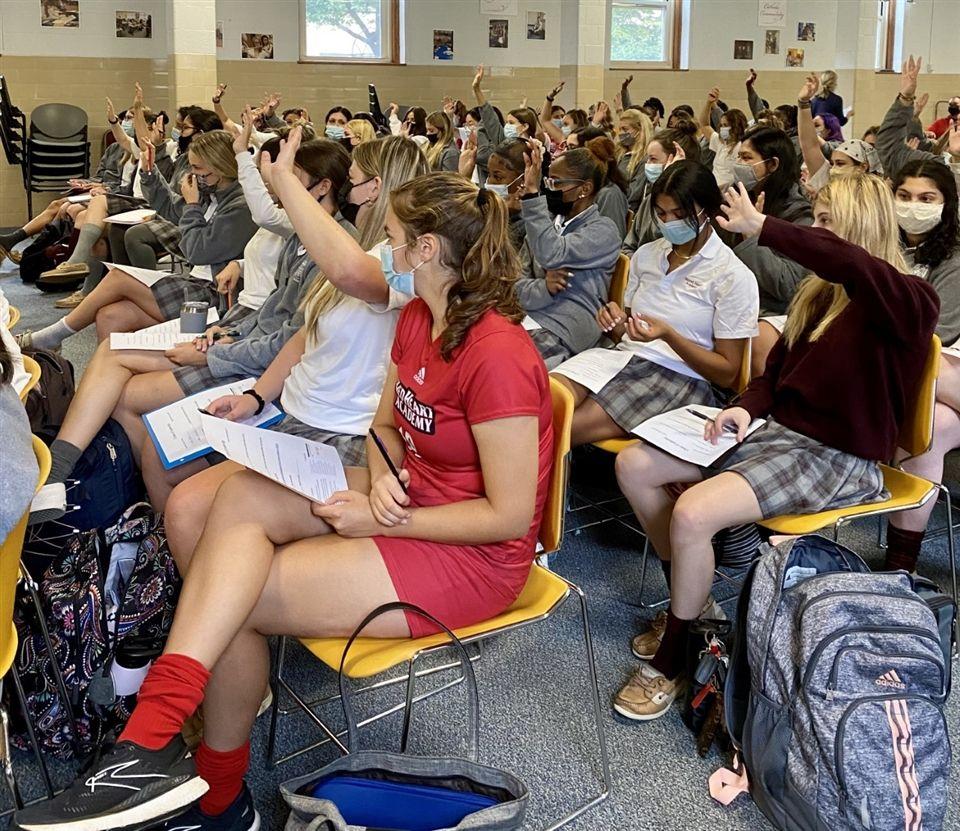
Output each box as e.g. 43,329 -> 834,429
724,535 -> 955,831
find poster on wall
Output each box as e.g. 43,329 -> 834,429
40,0 -> 79,28
764,29 -> 780,55
479,0 -> 518,15
433,29 -> 454,60
527,11 -> 546,40
116,11 -> 151,39
786,47 -> 804,67
216,20 -> 223,48
733,40 -> 754,61
758,0 -> 787,28
241,33 -> 274,59
797,22 -> 815,41
489,19 -> 509,48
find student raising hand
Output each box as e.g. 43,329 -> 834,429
522,140 -> 543,195
233,104 -> 256,155
717,182 -> 766,237
260,124 -> 302,181
900,54 -> 922,99
138,138 -> 155,173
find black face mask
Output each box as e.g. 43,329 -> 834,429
949,104 -> 960,117
426,133 -> 439,145
340,201 -> 361,226
545,187 -> 574,218
177,133 -> 193,154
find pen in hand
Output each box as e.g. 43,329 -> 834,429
369,428 -> 408,494
687,407 -> 738,434
212,330 -> 241,341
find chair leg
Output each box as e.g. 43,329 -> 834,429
265,636 -> 287,768
10,668 -> 53,799
0,694 -> 23,810
543,585 -> 611,831
937,485 -> 960,652
634,537 -> 670,611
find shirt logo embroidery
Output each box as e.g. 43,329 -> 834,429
395,380 -> 435,434
413,366 -> 426,385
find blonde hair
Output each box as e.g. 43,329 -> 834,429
301,136 -> 429,340
346,119 -> 375,146
782,173 -> 908,348
617,108 -> 654,178
424,110 -> 455,170
817,70 -> 838,98
188,130 -> 239,180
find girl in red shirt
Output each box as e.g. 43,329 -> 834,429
13,172 -> 554,831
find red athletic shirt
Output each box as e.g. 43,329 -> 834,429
390,299 -> 554,554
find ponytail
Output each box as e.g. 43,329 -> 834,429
585,135 -> 627,194
390,172 -> 522,360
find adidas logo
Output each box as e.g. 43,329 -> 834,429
875,669 -> 907,691
413,366 -> 426,385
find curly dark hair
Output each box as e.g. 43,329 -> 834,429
892,159 -> 960,268
389,173 -> 523,360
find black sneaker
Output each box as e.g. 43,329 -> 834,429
13,736 -> 208,831
148,784 -> 259,831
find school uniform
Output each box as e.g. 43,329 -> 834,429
555,230 -> 758,431
621,192 -> 661,258
618,156 -> 648,214
433,143 -> 460,172
704,217 -> 940,517
595,183 -> 629,240
877,96 -> 960,192
708,135 -> 740,189
517,196 -> 621,368
904,245 -> 960,346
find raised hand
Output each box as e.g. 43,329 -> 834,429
707,87 -> 720,104
947,123 -> 960,157
213,82 -> 228,103
106,97 -> 117,123
442,95 -> 455,114
798,73 -> 819,101
900,54 -> 922,98
138,138 -> 155,173
914,93 -> 929,117
666,141 -> 686,167
549,80 -> 565,99
717,183 -> 766,237
262,90 -> 280,114
458,129 -> 478,177
133,81 -> 144,110
148,113 -> 164,145
746,68 -> 758,86
233,104 -> 256,154
522,140 -> 543,195
261,124 -> 302,182
621,74 -> 633,89
472,64 -> 485,90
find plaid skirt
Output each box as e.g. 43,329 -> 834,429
105,193 -> 147,214
152,275 -> 225,320
270,414 -> 367,467
173,365 -> 235,396
590,356 -> 721,432
705,418 -> 888,518
529,328 -> 573,370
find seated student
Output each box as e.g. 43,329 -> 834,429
13,172 -> 555,831
726,126 -> 813,314
699,88 -> 748,189
516,144 -> 621,368
0,340 -> 38,546
471,64 -> 533,180
0,289 -> 30,397
877,54 -> 960,192
344,117 -> 376,148
29,139 -> 353,508
323,105 -> 353,141
424,111 -> 460,171
482,139 -> 527,250
18,130 -> 258,352
616,107 -> 655,213
553,161 -> 758,447
612,175 -> 938,721
667,105 -> 695,129
539,80 -> 588,149
585,135 -> 630,238
283,106 -> 311,127
622,126 -> 701,256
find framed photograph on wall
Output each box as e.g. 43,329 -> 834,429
527,11 -> 546,40
241,33 -> 274,59
786,47 -> 805,67
734,40 -> 754,61
116,11 -> 152,39
797,22 -> 815,41
764,29 -> 780,55
216,20 -> 223,49
433,29 -> 454,60
40,0 -> 79,28
489,19 -> 508,48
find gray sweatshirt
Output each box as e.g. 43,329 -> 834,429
877,95 -> 960,190
206,218 -> 358,378
905,246 -> 960,346
596,184 -> 629,240
517,197 -> 621,354
140,173 -> 258,278
0,385 -> 38,543
476,101 -> 504,180
621,192 -> 661,257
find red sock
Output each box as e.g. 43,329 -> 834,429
119,653 -> 210,750
196,741 -> 250,816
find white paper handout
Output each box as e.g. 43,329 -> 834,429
943,343 -> 960,361
551,348 -> 632,394
102,262 -> 169,288
631,405 -> 766,467
104,208 -> 156,225
200,413 -> 349,502
142,379 -> 283,468
67,193 -> 93,204
521,315 -> 542,332
109,307 -> 219,351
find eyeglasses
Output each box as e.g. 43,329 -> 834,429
544,177 -> 585,190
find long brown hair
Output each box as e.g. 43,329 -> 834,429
389,172 -> 523,360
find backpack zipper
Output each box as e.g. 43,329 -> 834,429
826,647 -> 944,698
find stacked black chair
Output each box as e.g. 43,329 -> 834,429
24,103 -> 90,215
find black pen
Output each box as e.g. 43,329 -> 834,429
369,428 -> 407,493
687,407 -> 738,434
212,330 -> 241,341
197,407 -> 213,416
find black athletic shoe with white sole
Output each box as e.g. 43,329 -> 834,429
12,736 -> 208,831
149,784 -> 259,831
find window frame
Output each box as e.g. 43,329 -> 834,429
876,0 -> 905,73
607,0 -> 683,71
299,0 -> 401,66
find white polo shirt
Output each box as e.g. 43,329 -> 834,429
618,229 -> 759,381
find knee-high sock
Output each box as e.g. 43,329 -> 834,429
196,741 -> 250,816
65,223 -> 103,266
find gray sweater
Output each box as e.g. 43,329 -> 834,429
877,96 -> 960,189
905,246 -> 960,346
621,192 -> 661,257
596,184 -> 629,240
476,101 -> 505,180
206,218 -> 357,377
140,174 -> 258,279
0,385 -> 38,544
517,197 -> 620,354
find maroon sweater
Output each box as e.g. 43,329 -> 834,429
738,216 -> 940,461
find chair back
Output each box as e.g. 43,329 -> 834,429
609,253 -> 630,308
19,355 -> 41,402
5,306 -> 19,329
538,377 -> 574,555
735,339 -> 751,393
30,103 -> 87,141
899,335 -> 941,458
0,436 -> 50,676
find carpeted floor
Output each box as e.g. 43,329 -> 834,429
2,247 -> 958,831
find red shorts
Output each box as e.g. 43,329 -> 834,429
374,537 -> 533,638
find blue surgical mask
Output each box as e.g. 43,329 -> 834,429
719,126 -> 731,141
657,210 -> 705,246
122,120 -> 136,138
644,163 -> 664,183
552,118 -> 564,129
325,124 -> 345,141
380,241 -> 420,296
171,128 -> 181,141
503,123 -> 520,139
561,125 -> 572,137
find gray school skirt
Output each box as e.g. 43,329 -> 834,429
590,356 -> 721,432
173,365 -> 234,396
529,328 -> 573,370
703,418 -> 888,518
270,414 -> 367,468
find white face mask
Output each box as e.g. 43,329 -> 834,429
719,126 -> 731,142
895,200 -> 944,235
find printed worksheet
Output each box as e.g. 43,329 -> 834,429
104,208 -> 156,225
101,262 -> 168,288
551,348 -> 632,393
521,316 -> 542,331
631,405 -> 765,467
109,307 -> 219,350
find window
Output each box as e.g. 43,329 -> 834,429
875,0 -> 905,72
301,0 -> 399,63
608,0 -> 682,69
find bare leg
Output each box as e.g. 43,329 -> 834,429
95,299 -> 161,341
549,373 -> 591,406
21,202 -> 62,236
751,321 -> 781,380
113,369 -> 186,459
936,354 -> 960,413
63,269 -> 166,333
570,398 -> 630,447
142,442 -> 214,516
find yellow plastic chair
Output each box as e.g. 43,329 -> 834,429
759,336 -> 958,644
5,307 -> 20,330
608,253 -> 630,309
0,436 -> 52,805
18,356 -> 41,402
266,378 -> 612,829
